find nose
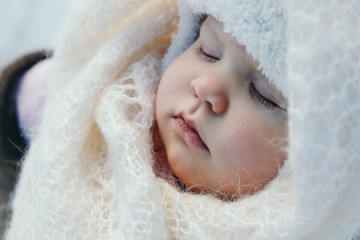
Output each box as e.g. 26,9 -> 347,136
190,72 -> 229,114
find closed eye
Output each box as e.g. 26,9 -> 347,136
195,46 -> 220,63
249,83 -> 286,111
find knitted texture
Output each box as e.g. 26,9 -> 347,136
5,0 -> 360,239
6,0 -> 177,239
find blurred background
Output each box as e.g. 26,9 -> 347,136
0,0 -> 72,66
0,0 -> 72,235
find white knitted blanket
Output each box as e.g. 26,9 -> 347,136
5,0 -> 360,239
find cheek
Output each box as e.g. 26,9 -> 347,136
219,115 -> 287,181
157,73 -> 179,105
156,59 -> 193,112
156,66 -> 182,119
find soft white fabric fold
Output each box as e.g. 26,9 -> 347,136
6,0 -> 360,239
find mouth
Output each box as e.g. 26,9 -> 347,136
172,116 -> 209,152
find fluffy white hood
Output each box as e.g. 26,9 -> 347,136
5,0 -> 360,239
163,0 -> 286,96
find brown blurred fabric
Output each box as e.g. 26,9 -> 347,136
0,50 -> 51,236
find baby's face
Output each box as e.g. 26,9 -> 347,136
156,16 -> 288,199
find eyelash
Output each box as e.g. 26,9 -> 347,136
249,83 -> 284,111
195,45 -> 285,111
195,46 -> 220,63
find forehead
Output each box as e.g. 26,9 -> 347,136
200,15 -> 224,36
199,15 -> 247,54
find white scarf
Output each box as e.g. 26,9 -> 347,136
6,0 -> 360,239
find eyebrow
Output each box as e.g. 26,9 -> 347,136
194,13 -> 208,41
198,15 -> 221,44
199,13 -> 208,27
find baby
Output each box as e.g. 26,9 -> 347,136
154,15 -> 288,199
9,15 -> 287,201
5,1 -> 358,239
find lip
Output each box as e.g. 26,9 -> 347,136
172,115 -> 209,152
